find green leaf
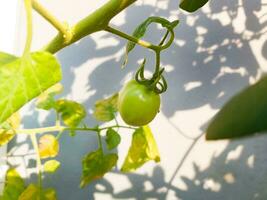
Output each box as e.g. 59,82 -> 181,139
206,76 -> 267,140
0,52 -> 16,65
0,51 -> 62,124
105,128 -> 121,150
179,0 -> 209,12
38,134 -> 59,159
0,112 -> 20,146
55,99 -> 86,128
123,17 -> 179,67
121,126 -> 160,172
80,149 -> 118,187
0,169 -> 25,200
18,184 -> 57,200
44,160 -> 61,173
93,93 -> 118,122
36,83 -> 63,110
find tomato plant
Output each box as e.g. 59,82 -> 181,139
5,0 -> 264,199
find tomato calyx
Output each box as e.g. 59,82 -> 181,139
135,59 -> 167,94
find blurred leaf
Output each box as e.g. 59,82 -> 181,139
0,169 -> 25,200
38,134 -> 59,159
123,17 -> 179,67
80,149 -> 118,187
36,83 -> 63,110
69,129 -> 76,137
44,160 -> 61,173
42,188 -> 57,200
18,184 -> 57,200
206,76 -> 267,140
121,126 -> 160,172
0,112 -> 20,146
93,93 -> 118,122
55,99 -> 86,128
0,51 -> 62,124
179,0 -> 209,12
105,128 -> 121,150
0,52 -> 16,65
18,184 -> 38,200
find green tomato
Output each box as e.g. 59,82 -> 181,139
118,80 -> 160,126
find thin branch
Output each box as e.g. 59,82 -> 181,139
104,26 -> 159,51
23,0 -> 33,56
15,124 -> 136,135
32,0 -> 72,43
30,134 -> 42,191
43,0 -> 137,53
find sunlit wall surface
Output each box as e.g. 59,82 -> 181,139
4,0 -> 267,199
0,1 -> 20,193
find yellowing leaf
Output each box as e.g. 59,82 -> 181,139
121,126 -> 160,172
55,100 -> 86,128
18,184 -> 57,200
0,112 -> 20,146
80,149 -> 118,188
0,169 -> 25,200
42,188 -> 57,200
93,93 -> 118,122
44,160 -> 61,173
38,134 -> 59,159
18,184 -> 38,200
0,51 -> 62,124
36,83 -> 63,110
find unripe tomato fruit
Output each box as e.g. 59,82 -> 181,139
118,80 -> 160,126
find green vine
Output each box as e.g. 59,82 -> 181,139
23,0 -> 33,56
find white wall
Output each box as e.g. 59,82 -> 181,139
0,0 -> 20,193
6,0 -> 267,199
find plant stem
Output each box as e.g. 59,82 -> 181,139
32,0 -> 72,43
43,0 -> 137,53
158,29 -> 175,50
99,125 -> 137,131
23,0 -> 33,56
30,133 -> 42,191
16,126 -> 66,134
155,50 -> 161,75
104,26 -> 159,51
97,131 -> 103,151
159,30 -> 169,46
15,125 -> 136,135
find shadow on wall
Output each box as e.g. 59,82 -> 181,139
7,0 -> 267,199
90,134 -> 267,200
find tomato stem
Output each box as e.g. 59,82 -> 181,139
23,0 -> 33,56
154,50 -> 161,76
15,125 -> 136,135
97,131 -> 103,152
158,30 -> 170,46
104,26 -> 160,51
42,0 -> 137,53
30,133 -> 43,193
32,0 -> 73,43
